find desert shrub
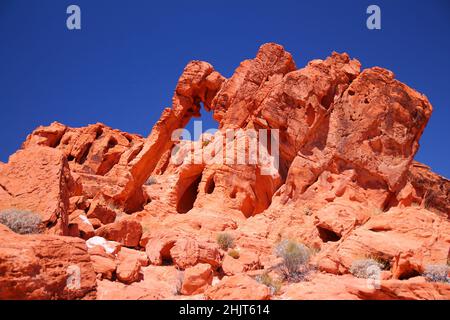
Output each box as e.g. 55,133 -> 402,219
275,240 -> 311,282
216,232 -> 234,250
368,255 -> 391,270
0,209 -> 42,235
144,176 -> 158,186
255,272 -> 282,295
350,259 -> 383,279
228,249 -> 240,259
423,265 -> 450,283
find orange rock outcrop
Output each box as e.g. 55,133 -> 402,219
0,43 -> 448,300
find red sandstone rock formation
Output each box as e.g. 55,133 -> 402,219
0,43 -> 448,300
0,146 -> 78,235
0,225 -> 96,299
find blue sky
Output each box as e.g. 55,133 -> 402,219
0,0 -> 449,178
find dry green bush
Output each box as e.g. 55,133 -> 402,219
255,272 -> 282,295
275,240 -> 311,282
350,259 -> 383,279
0,209 -> 42,235
423,265 -> 449,283
216,232 -> 234,250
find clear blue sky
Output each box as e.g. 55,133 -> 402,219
0,0 -> 449,178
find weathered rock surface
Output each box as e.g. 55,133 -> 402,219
0,43 -> 449,300
315,207 -> 450,278
0,146 -> 78,235
88,245 -> 117,280
204,275 -> 271,300
96,266 -> 182,300
116,255 -> 142,284
405,161 -> 450,217
0,225 -> 96,299
181,263 -> 213,295
95,217 -> 142,247
280,273 -> 450,300
69,210 -> 95,239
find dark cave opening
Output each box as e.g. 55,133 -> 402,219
317,226 -> 341,242
176,174 -> 202,214
205,175 -> 216,194
398,269 -> 421,280
160,241 -> 176,266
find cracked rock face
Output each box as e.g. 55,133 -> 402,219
0,225 -> 97,300
0,43 -> 448,300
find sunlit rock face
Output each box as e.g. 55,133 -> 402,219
0,43 -> 448,300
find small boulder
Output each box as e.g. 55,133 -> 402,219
88,246 -> 117,280
205,275 -> 270,300
86,236 -> 121,255
181,263 -> 213,295
69,211 -> 95,240
95,218 -> 142,247
118,247 -> 149,267
86,199 -> 116,225
170,238 -> 222,269
116,256 -> 142,284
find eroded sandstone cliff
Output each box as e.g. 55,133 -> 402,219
0,43 -> 448,300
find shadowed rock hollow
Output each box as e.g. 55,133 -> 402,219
0,43 -> 449,300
